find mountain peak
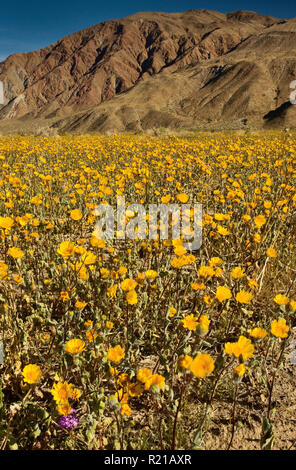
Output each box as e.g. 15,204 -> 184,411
0,9 -> 295,133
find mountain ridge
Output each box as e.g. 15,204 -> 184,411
0,9 -> 295,133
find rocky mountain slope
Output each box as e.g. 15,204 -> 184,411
0,9 -> 295,132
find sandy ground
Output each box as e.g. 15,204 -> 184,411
204,363 -> 296,450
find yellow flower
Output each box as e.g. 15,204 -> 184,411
75,300 -> 87,310
209,257 -> 223,266
181,314 -> 198,331
65,338 -> 85,354
178,355 -> 193,369
17,216 -> 29,227
190,353 -> 215,378
254,215 -> 266,229
196,314 -> 210,336
214,267 -> 223,280
171,256 -> 185,269
231,267 -> 245,279
41,333 -> 50,342
51,381 -> 73,404
135,272 -> 145,285
86,328 -> 98,342
191,282 -> 206,290
214,213 -> 227,221
22,364 -> 42,384
121,278 -> 137,291
30,195 -> 42,206
57,241 -> 75,258
145,269 -> 158,280
8,247 -> 24,259
174,245 -> 187,256
144,373 -> 165,391
70,209 -> 83,221
249,327 -> 268,339
198,265 -> 215,278
236,290 -> 253,304
248,278 -> 258,290
107,345 -> 125,363
176,193 -> 189,203
126,289 -> 138,305
107,284 -> 118,298
203,294 -> 212,305
273,294 -> 289,306
90,235 -> 106,248
100,268 -> 110,279
216,286 -> 232,302
117,373 -> 130,387
168,307 -> 177,317
116,266 -> 127,277
224,342 -> 234,356
109,366 -> 119,377
121,403 -> 132,417
13,274 -> 23,283
57,401 -> 72,416
0,262 -> 8,280
71,388 -> 81,400
290,300 -> 296,311
266,247 -> 277,258
81,251 -> 97,265
172,238 -> 183,247
137,368 -> 153,384
106,321 -> 114,329
224,336 -> 254,361
270,318 -> 289,338
80,266 -> 89,280
0,216 -> 14,229
217,225 -> 230,236
76,246 -> 86,256
253,233 -> 261,243
125,209 -> 135,218
60,291 -> 70,302
233,364 -> 248,379
161,194 -> 171,204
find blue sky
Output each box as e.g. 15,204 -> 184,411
0,0 -> 295,61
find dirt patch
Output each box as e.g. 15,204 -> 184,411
205,363 -> 296,450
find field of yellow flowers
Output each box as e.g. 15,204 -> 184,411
0,132 -> 295,450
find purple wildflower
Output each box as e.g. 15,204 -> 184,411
58,409 -> 79,430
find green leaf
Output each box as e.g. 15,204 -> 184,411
114,439 -> 121,450
260,416 -> 274,450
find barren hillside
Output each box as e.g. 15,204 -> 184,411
0,9 -> 295,132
